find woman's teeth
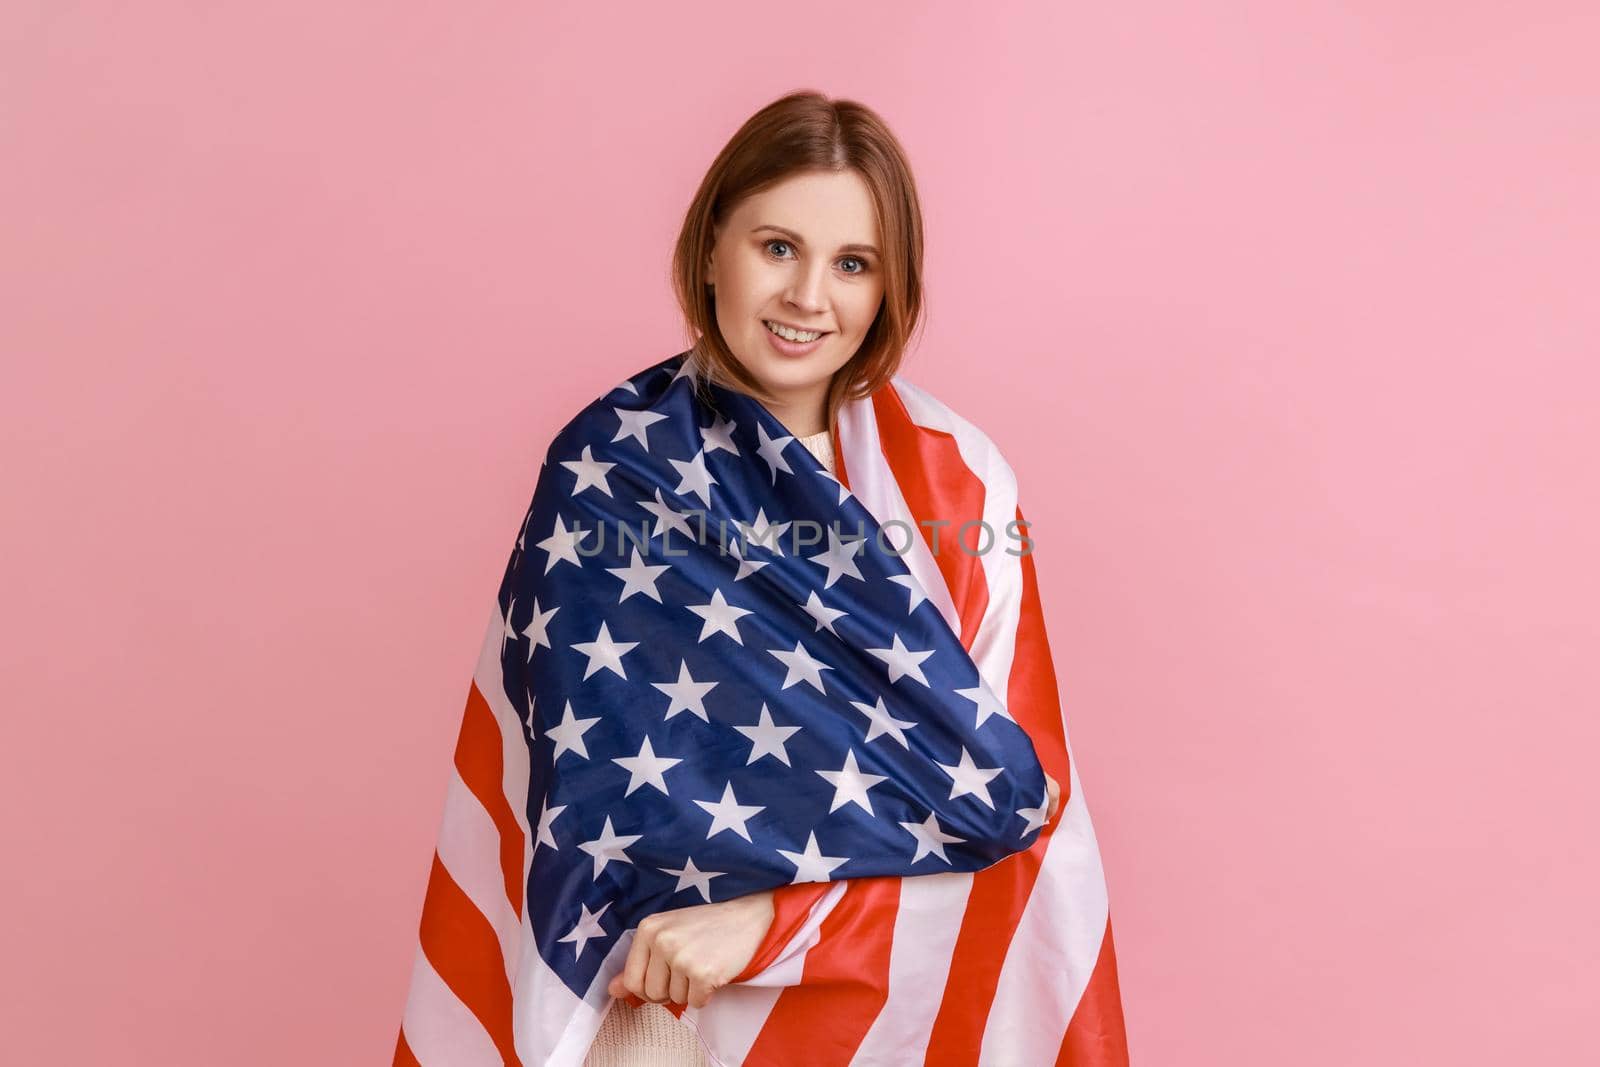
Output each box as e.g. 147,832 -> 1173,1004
764,320 -> 824,343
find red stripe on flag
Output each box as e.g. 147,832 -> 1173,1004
998,507 -> 1070,760
743,877 -> 902,1066
417,852 -> 525,1067
1058,917 -> 1130,1067
828,419 -> 850,491
924,851 -> 1046,1064
927,505 -> 1074,1056
392,1027 -> 422,1067
455,681 -> 527,920
734,882 -> 832,983
872,385 -> 989,649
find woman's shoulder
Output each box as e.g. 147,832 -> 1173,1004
539,352 -> 689,464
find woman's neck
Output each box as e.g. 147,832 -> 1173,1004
760,394 -> 828,439
761,411 -> 827,438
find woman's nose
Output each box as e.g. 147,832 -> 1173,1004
785,266 -> 828,314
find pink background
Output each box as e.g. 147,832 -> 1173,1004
3,3 -> 1596,1064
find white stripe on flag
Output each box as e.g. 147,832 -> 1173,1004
979,751 -> 1111,1064
847,871 -> 974,1064
890,377 -> 1023,711
435,766 -> 522,983
835,392 -> 961,636
400,944 -> 504,1066
470,604 -> 534,864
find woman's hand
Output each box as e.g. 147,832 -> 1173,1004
605,776 -> 1056,1010
606,889 -> 775,1009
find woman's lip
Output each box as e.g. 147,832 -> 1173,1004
762,319 -> 829,357
763,318 -> 830,335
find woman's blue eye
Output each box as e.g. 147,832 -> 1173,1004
764,240 -> 869,275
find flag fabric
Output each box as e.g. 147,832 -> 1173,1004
395,351 -> 1129,1066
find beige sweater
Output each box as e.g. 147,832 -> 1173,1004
581,427 -> 835,1066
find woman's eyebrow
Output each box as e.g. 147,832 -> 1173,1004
753,223 -> 880,257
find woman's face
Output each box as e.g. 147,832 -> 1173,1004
705,169 -> 886,435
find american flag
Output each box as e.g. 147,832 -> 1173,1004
395,352 -> 1129,1066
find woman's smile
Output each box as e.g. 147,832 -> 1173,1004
761,317 -> 831,357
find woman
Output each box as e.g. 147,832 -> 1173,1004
396,91 -> 1125,1067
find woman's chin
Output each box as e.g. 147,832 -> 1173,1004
751,365 -> 832,399
731,347 -> 830,390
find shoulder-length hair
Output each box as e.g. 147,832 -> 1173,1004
671,90 -> 926,433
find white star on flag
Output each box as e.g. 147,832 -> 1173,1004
521,596 -> 559,661
557,900 -> 611,958
612,406 -> 669,450
660,857 -> 724,903
605,547 -> 671,603
956,682 -> 1015,729
935,746 -> 1004,809
686,587 -> 753,644
864,633 -> 935,686
535,801 -> 566,851
816,750 -> 889,815
887,573 -> 929,613
560,444 -> 616,498
577,816 -> 642,878
1016,795 -> 1050,836
768,639 -> 833,693
570,621 -> 639,680
800,590 -> 848,636
777,831 -> 848,883
755,423 -> 796,483
669,448 -> 718,508
726,537 -> 768,581
806,525 -> 866,588
611,735 -> 683,797
546,700 -> 601,762
898,812 -> 965,864
846,695 -> 917,748
500,595 -> 518,659
651,660 -> 718,721
693,782 -> 765,842
536,514 -> 591,573
638,487 -> 697,542
733,703 -> 801,766
700,414 -> 740,456
738,506 -> 792,556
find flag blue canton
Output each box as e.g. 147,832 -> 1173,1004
491,353 -> 1049,997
